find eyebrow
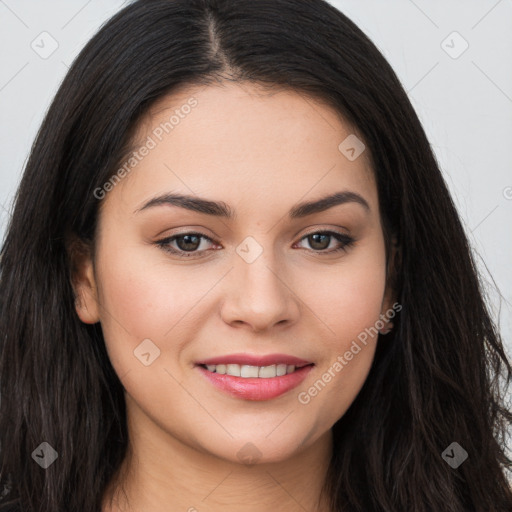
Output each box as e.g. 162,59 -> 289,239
133,190 -> 370,219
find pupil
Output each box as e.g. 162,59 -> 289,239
310,234 -> 329,250
178,235 -> 200,251
175,234 -> 331,252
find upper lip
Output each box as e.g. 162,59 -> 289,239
196,353 -> 313,367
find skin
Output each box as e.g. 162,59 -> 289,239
73,80 -> 397,512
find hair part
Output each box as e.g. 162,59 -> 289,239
1,0 -> 511,510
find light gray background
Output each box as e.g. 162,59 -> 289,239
1,0 -> 511,359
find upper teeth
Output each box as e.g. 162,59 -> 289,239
205,363 -> 297,378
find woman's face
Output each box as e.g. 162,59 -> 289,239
75,81 -> 395,464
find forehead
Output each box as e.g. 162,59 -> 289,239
103,81 -> 377,219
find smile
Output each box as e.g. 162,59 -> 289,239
202,363 -> 300,378
196,363 -> 314,401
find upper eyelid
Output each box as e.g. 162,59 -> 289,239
159,227 -> 350,242
158,229 -> 353,250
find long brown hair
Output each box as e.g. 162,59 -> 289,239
1,1 -> 511,510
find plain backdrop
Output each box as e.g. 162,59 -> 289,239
1,0 -> 511,361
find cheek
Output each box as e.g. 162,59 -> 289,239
305,243 -> 387,346
296,244 -> 386,418
93,244 -> 215,373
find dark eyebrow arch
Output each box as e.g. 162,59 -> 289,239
133,190 -> 370,219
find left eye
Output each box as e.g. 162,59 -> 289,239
156,230 -> 355,258
157,233 -> 217,256
295,231 -> 355,253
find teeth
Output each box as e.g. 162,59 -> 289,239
226,364 -> 240,376
241,365 -> 259,378
276,364 -> 287,376
259,365 -> 278,378
203,363 -> 298,378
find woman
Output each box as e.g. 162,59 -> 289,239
1,0 -> 511,510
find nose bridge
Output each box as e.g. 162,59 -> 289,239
221,234 -> 298,330
235,234 -> 285,302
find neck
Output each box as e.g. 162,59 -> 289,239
102,396 -> 334,512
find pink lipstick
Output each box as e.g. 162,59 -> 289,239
195,353 -> 314,401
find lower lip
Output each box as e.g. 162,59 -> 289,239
196,364 -> 314,401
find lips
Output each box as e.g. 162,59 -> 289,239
196,353 -> 312,367
195,353 -> 314,401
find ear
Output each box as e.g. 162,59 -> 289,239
67,234 -> 101,324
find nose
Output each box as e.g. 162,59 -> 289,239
220,249 -> 300,333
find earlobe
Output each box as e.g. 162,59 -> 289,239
74,273 -> 100,324
67,235 -> 101,324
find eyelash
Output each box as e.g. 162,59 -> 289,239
155,230 -> 355,258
